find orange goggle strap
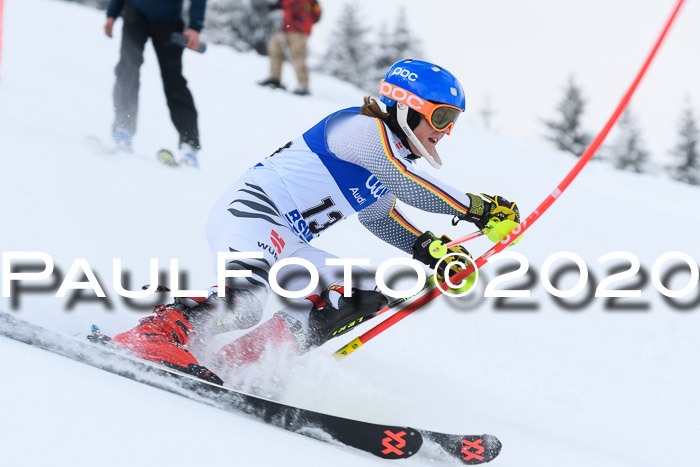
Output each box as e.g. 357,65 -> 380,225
379,80 -> 463,134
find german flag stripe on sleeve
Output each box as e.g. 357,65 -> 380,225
389,199 -> 422,236
375,120 -> 468,213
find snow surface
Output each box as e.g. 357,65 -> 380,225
1,1 -> 699,466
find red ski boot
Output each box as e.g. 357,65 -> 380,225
111,302 -> 222,384
215,287 -> 387,367
215,312 -> 302,368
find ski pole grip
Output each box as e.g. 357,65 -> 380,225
170,32 -> 207,54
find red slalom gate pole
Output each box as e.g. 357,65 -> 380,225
334,0 -> 686,360
447,230 -> 484,247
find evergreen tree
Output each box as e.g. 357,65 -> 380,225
543,76 -> 592,157
203,0 -> 273,54
479,95 -> 496,130
390,8 -> 423,61
611,109 -> 649,173
369,8 -> 424,90
371,23 -> 397,86
203,0 -> 247,48
321,3 -> 373,90
669,101 -> 700,185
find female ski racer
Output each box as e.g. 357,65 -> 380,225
110,59 -> 520,381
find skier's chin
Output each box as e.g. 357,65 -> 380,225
424,139 -> 441,157
409,142 -> 440,160
426,146 -> 440,159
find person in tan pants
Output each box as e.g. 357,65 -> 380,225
259,0 -> 318,95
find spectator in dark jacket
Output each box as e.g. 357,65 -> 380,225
258,0 -> 316,96
104,0 -> 206,167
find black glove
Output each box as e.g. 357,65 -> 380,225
458,193 -> 520,230
412,231 -> 472,282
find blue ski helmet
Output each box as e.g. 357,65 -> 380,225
378,59 -> 465,168
379,59 -> 466,112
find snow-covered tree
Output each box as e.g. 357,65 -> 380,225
389,8 -> 423,61
669,101 -> 700,185
202,0 -> 274,54
371,24 -> 397,86
479,95 -> 497,130
320,3 -> 373,90
611,109 -> 649,173
543,76 -> 593,157
369,8 -> 424,90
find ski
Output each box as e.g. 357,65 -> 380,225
156,148 -> 178,167
85,137 -> 178,168
0,311 -> 501,464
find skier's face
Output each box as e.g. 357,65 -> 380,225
409,117 -> 445,158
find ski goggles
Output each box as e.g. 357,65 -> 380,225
379,80 -> 463,135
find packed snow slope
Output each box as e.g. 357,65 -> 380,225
1,1 -> 699,466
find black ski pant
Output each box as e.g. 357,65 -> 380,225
112,2 -> 200,149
